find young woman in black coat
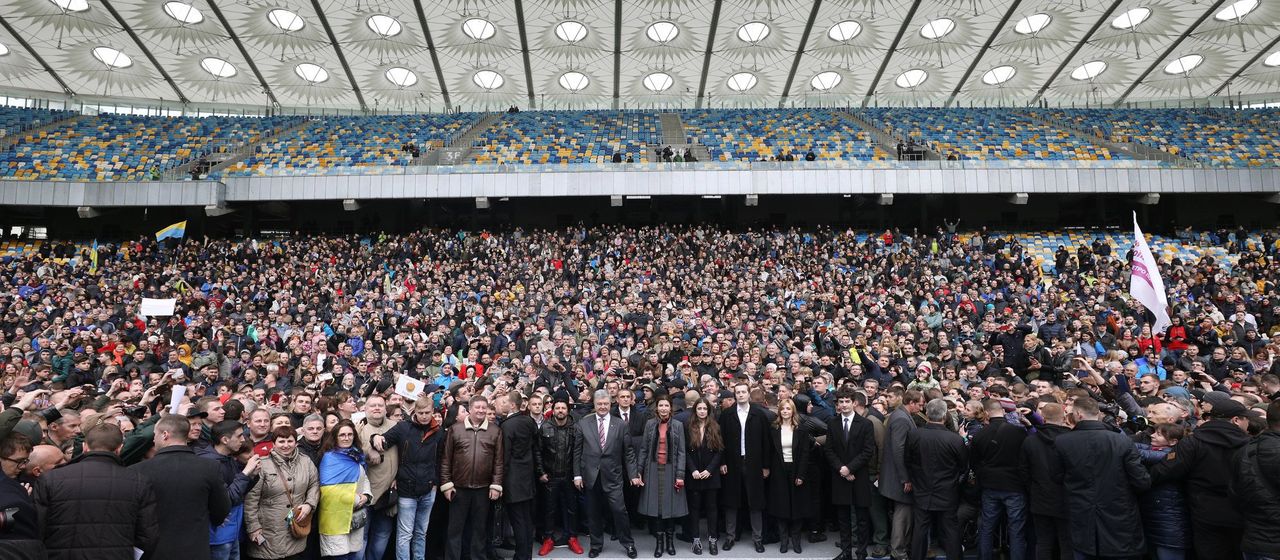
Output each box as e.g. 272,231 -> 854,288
684,398 -> 723,555
767,398 -> 816,554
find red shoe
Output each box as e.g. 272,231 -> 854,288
539,538 -> 555,556
568,536 -> 585,555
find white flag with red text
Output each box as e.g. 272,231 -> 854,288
1130,213 -> 1171,333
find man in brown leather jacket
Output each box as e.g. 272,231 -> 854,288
441,395 -> 505,560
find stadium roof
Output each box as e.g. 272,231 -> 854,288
0,0 -> 1278,112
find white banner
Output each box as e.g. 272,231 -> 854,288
394,374 -> 425,401
140,298 -> 177,317
1130,213 -> 1171,333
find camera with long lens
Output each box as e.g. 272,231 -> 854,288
0,506 -> 19,533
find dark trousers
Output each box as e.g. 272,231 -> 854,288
685,488 -> 719,541
1191,521 -> 1243,560
837,505 -> 871,559
1032,514 -> 1072,560
507,499 -> 534,560
543,477 -> 578,541
585,478 -> 633,550
911,506 -> 961,560
446,488 -> 491,560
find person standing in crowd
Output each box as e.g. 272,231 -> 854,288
300,414 -> 326,466
318,420 -> 372,560
499,391 -> 540,560
574,389 -> 639,559
536,395 -> 584,556
1150,396 -> 1253,560
881,389 -> 923,560
767,396 -> 814,554
132,414 -> 232,560
200,419 -> 261,560
718,382 -> 772,553
1055,397 -> 1150,560
614,388 -> 649,524
441,396 -> 505,560
970,398 -> 1028,560
1233,400 -> 1280,560
825,389 -> 875,560
904,399 -> 966,560
35,424 -> 159,560
684,397 -> 723,556
374,396 -> 445,560
1,432 -> 41,558
637,393 -> 687,558
244,426 -> 320,560
356,395 -> 398,560
1019,403 -> 1072,560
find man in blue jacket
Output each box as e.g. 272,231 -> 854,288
198,420 -> 260,560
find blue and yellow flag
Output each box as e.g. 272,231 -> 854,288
88,240 -> 99,275
155,221 -> 187,242
318,448 -> 364,535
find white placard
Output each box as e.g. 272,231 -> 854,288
395,374 -> 425,401
168,384 -> 187,415
140,298 -> 177,317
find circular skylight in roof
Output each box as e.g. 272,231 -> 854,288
737,21 -> 770,43
1163,54 -> 1203,75
163,2 -> 203,24
828,20 -> 862,42
473,69 -> 504,89
1215,0 -> 1258,20
1265,51 -> 1280,67
294,62 -> 329,83
367,15 -> 402,38
1111,7 -> 1151,29
92,46 -> 132,69
646,21 -> 679,44
462,18 -> 495,41
267,9 -> 305,32
811,71 -> 842,90
0,43 -> 9,56
1014,13 -> 1051,35
1070,60 -> 1108,80
981,65 -> 1016,85
386,67 -> 417,87
49,0 -> 88,13
727,72 -> 758,91
895,68 -> 928,89
200,57 -> 236,78
643,72 -> 673,92
559,71 -> 589,91
555,20 -> 588,43
920,18 -> 955,39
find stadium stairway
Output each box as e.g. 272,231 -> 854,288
170,118 -> 317,179
1022,110 -> 1185,166
842,110 -> 938,160
659,113 -> 688,145
0,113 -> 82,150
431,113 -> 500,165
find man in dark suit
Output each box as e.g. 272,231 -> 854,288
131,415 -> 232,560
574,389 -> 639,559
904,399 -> 966,560
825,389 -> 877,560
613,388 -> 650,523
499,392 -> 542,560
880,389 -> 923,560
718,382 -> 773,552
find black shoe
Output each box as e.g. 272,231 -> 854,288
792,534 -> 803,554
589,549 -> 602,558
721,538 -> 734,551
780,538 -> 789,554
693,539 -> 703,555
664,532 -> 676,556
808,531 -> 827,543
753,539 -> 765,553
625,545 -> 638,559
709,539 -> 718,556
654,533 -> 665,558
831,551 -> 851,560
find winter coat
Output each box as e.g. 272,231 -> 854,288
767,422 -> 817,520
684,421 -> 722,491
637,417 -> 688,519
130,445 -> 231,560
824,413 -> 877,507
969,418 -> 1027,492
879,407 -> 916,503
34,452 -> 160,560
1133,444 -> 1189,549
356,418 -> 398,509
904,423 -> 968,512
1232,431 -> 1280,555
1019,423 -> 1069,518
1054,420 -> 1150,558
1150,419 -> 1250,528
378,416 -> 444,498
195,445 -> 256,545
243,448 -> 320,559
501,413 -> 541,504
718,405 -> 773,510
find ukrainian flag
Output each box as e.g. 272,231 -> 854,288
89,240 -> 98,275
318,448 -> 364,535
155,221 -> 187,242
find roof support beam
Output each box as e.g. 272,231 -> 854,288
1211,32 -> 1280,97
203,0 -> 277,106
944,0 -> 1022,107
98,0 -> 188,103
1115,0 -> 1229,106
411,0 -> 451,111
1029,0 -> 1124,106
694,0 -> 725,108
0,14 -> 75,96
513,0 -> 536,108
307,0 -> 367,112
779,0 -> 824,108
862,0 -> 925,107
612,0 -> 622,108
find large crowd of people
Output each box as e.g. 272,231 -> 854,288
1,224 -> 1278,560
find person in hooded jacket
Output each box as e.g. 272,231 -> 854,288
1132,424 -> 1190,560
1018,403 -> 1071,560
1232,400 -> 1280,560
1150,398 -> 1253,560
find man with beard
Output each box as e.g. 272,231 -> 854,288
537,396 -> 584,555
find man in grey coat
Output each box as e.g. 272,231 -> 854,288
574,389 -> 640,559
880,389 -> 924,560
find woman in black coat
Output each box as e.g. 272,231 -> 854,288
766,398 -> 816,554
684,398 -> 723,555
